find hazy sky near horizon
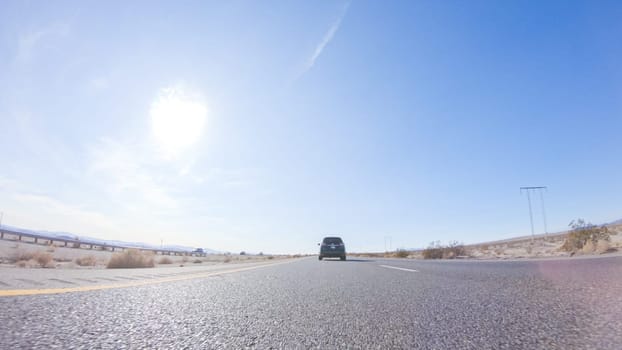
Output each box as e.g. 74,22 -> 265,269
1,0 -> 621,254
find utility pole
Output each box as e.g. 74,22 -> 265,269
539,189 -> 548,234
384,236 -> 392,252
520,186 -> 548,240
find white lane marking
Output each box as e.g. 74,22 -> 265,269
379,265 -> 419,272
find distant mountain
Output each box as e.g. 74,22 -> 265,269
0,224 -> 220,254
608,218 -> 622,226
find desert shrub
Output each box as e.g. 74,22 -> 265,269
423,241 -> 444,259
16,260 -> 28,268
223,257 -> 231,263
267,256 -> 274,259
107,249 -> 154,268
75,255 -> 97,266
443,241 -> 466,259
34,252 -> 53,268
561,219 -> 610,252
10,250 -> 35,263
158,256 -> 173,264
582,240 -> 595,253
394,249 -> 410,258
72,242 -> 81,248
193,259 -> 202,264
181,256 -> 189,263
423,241 -> 466,259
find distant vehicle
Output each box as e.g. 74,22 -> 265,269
193,248 -> 204,254
318,237 -> 346,261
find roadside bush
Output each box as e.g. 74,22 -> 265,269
394,249 -> 410,258
561,219 -> 610,252
158,256 -> 173,264
75,255 -> 98,266
443,241 -> 466,259
34,252 -> 53,268
422,241 -> 466,259
10,250 -> 35,263
423,241 -> 444,259
107,249 -> 154,268
193,259 -> 202,264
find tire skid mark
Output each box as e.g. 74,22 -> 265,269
15,278 -> 44,286
96,277 -> 118,282
48,278 -> 77,285
74,278 -> 98,283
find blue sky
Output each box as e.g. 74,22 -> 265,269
0,0 -> 621,254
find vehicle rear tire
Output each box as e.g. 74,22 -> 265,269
340,255 -> 346,261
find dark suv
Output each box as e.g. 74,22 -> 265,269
319,237 -> 346,261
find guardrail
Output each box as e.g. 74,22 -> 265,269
0,228 -> 207,257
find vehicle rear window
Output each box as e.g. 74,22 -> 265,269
323,237 -> 343,244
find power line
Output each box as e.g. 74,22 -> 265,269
520,186 -> 548,240
539,189 -> 548,234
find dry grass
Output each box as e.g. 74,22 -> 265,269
10,250 -> 35,263
158,256 -> 173,264
35,252 -> 53,267
7,249 -> 54,267
107,249 -> 155,268
75,255 -> 98,266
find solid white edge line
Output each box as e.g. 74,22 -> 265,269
379,264 -> 419,272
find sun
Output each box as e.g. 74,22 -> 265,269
150,87 -> 207,158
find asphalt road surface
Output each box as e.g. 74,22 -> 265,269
1,256 -> 621,349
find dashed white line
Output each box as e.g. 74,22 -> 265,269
379,265 -> 419,272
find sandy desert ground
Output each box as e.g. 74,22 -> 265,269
350,224 -> 622,260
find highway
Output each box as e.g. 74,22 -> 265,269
1,256 -> 621,349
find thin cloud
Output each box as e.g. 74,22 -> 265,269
15,22 -> 70,64
300,1 -> 351,77
87,138 -> 179,210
